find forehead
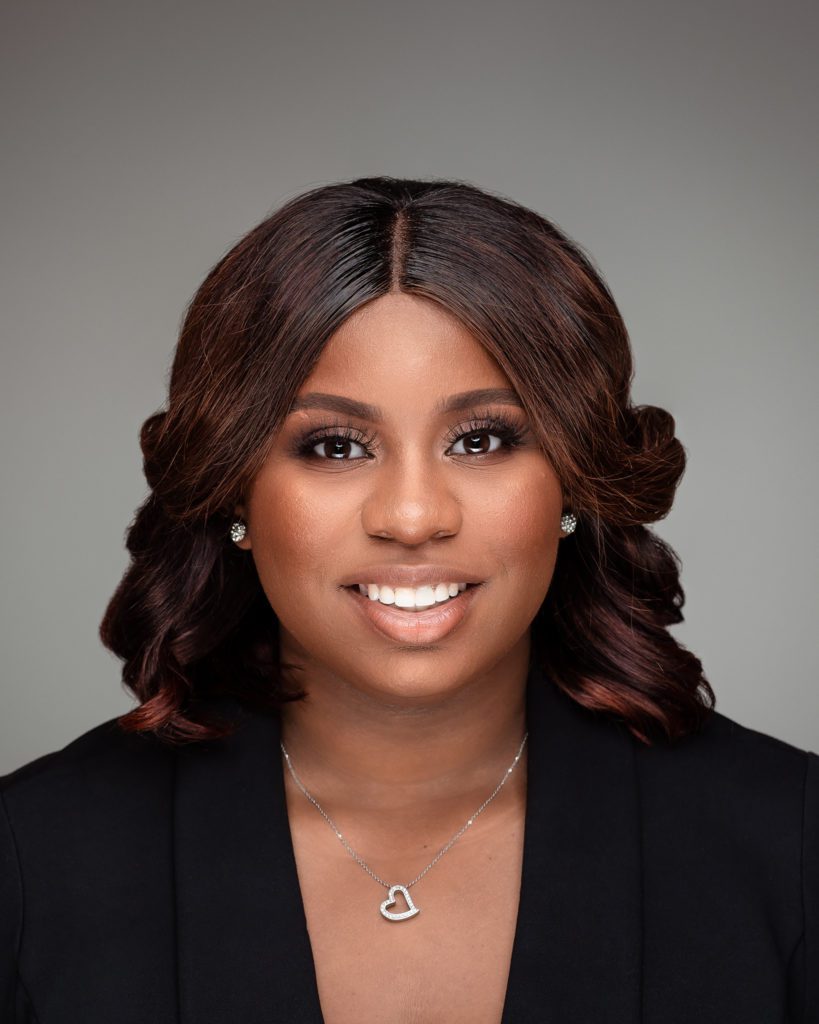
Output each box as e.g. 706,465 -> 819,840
302,293 -> 513,400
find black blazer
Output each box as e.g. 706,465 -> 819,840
1,665 -> 817,1023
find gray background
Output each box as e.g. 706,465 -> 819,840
1,0 -> 816,773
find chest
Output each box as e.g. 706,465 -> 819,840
288,812 -> 525,1024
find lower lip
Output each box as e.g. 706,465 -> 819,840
343,585 -> 482,644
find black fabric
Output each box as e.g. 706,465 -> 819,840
1,664 -> 817,1022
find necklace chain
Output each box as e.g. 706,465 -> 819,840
280,731 -> 528,892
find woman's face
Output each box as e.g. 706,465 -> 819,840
235,292 -> 566,701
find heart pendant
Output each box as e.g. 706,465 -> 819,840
379,884 -> 420,921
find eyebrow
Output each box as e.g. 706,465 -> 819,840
288,387 -> 524,421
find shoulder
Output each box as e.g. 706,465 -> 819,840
0,705 -> 245,988
637,702 -> 813,775
634,706 -> 817,942
631,707 -> 819,1016
0,714 -> 179,1007
0,713 -> 174,820
633,704 -> 815,843
0,714 -> 178,913
634,703 -> 815,807
0,695 -> 257,851
0,694 -> 255,819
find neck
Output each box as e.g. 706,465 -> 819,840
277,640 -> 530,829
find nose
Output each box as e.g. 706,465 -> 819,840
360,451 -> 463,544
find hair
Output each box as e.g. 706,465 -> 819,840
100,175 -> 714,747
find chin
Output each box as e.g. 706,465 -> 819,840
342,651 -> 488,704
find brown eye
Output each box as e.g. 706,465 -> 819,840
450,431 -> 502,456
312,437 -> 368,460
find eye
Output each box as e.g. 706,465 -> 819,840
448,431 -> 505,456
444,413 -> 527,457
310,436 -> 370,460
294,422 -> 377,461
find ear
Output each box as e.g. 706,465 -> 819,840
232,505 -> 252,551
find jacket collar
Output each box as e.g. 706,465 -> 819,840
174,665 -> 642,1022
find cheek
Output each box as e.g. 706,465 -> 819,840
246,470 -> 355,589
478,461 -> 562,560
472,461 -> 562,619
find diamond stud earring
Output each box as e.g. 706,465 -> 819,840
560,512 -> 577,535
230,518 -> 247,543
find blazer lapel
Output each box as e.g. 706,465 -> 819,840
174,697 -> 324,1023
501,667 -> 643,1022
174,665 -> 643,1023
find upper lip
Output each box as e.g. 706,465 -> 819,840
339,565 -> 485,589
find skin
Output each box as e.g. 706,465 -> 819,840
233,289 -> 569,859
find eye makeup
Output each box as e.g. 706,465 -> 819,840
442,410 -> 527,453
288,408 -> 530,463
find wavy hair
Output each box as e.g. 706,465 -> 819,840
100,176 -> 714,746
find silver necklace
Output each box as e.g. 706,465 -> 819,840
280,731 -> 528,922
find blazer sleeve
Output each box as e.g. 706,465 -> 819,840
788,750 -> 819,1023
0,789 -> 37,1023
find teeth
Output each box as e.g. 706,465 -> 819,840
355,582 -> 471,609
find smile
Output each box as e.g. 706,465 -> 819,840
353,581 -> 469,610
343,583 -> 482,644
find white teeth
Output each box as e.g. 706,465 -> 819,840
414,585 -> 437,608
354,582 -> 471,609
394,587 -> 417,609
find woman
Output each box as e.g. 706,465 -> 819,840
1,177 -> 816,1023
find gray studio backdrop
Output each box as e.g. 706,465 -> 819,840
1,1 -> 817,772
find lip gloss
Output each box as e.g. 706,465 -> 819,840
343,584 -> 481,644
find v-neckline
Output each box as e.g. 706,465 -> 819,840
276,687 -> 535,1024
173,663 -> 643,1022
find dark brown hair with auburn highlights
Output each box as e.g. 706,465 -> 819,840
101,176 -> 714,746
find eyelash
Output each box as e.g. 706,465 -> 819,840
293,411 -> 527,462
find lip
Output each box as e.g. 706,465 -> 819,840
343,583 -> 482,644
337,564 -> 486,589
